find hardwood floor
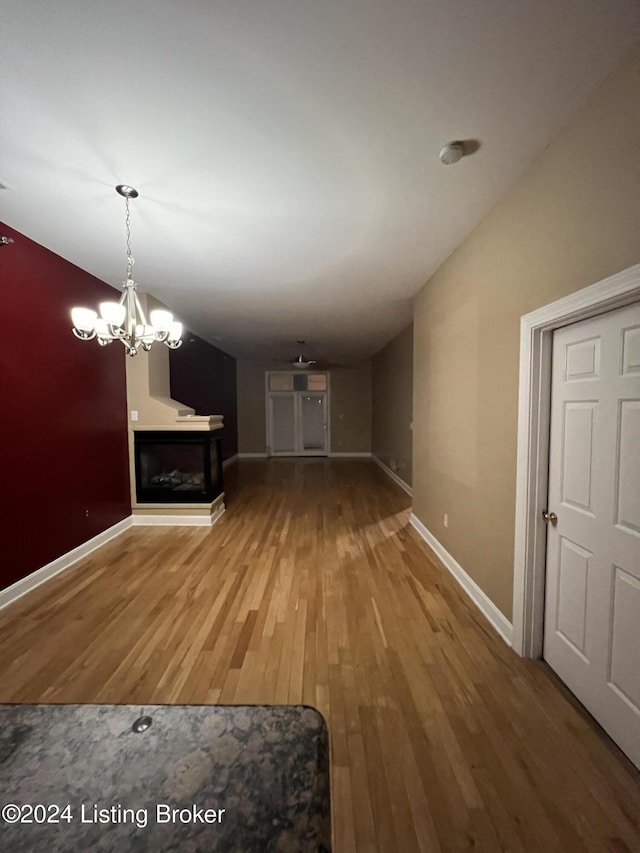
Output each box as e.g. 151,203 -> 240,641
1,459 -> 638,851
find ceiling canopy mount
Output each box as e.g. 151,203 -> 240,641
115,184 -> 139,199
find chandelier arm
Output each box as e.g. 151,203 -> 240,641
72,328 -> 96,341
133,290 -> 149,326
107,325 -> 126,339
122,284 -> 136,342
124,290 -> 132,335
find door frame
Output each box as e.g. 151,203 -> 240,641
264,371 -> 331,457
512,262 -> 640,658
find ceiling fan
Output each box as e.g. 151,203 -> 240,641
276,340 -> 348,370
289,340 -> 316,369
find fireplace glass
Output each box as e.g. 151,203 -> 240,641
134,430 -> 223,503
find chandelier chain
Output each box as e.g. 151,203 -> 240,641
125,196 -> 134,282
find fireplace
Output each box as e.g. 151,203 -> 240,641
134,430 -> 223,503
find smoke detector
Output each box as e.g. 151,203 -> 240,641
439,141 -> 465,165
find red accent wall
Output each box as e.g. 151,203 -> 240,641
169,333 -> 238,460
0,223 -> 131,591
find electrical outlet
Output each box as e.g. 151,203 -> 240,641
444,513 -> 448,528
131,410 -> 139,422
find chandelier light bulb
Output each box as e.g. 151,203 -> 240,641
71,307 -> 97,333
149,308 -> 174,333
168,321 -> 183,342
135,324 -> 156,343
99,301 -> 126,326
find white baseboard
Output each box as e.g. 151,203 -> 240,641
0,497 -> 229,612
0,516 -> 133,613
132,503 -> 225,527
239,451 -> 373,459
372,455 -> 413,496
222,454 -> 238,469
409,513 -> 513,646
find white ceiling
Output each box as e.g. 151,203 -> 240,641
2,1 -> 638,362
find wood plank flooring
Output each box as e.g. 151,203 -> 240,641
0,459 -> 638,851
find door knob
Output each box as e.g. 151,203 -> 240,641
542,510 -> 558,526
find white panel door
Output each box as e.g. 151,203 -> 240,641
300,393 -> 327,454
544,302 -> 640,768
270,394 -> 296,454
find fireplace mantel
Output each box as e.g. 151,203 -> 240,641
132,415 -> 224,432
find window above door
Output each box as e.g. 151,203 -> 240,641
268,372 -> 327,392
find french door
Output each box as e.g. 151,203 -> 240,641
543,302 -> 640,768
268,391 -> 328,456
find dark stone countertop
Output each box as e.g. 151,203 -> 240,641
0,703 -> 331,852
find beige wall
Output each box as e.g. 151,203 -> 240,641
330,361 -> 372,453
412,46 -> 640,621
372,325 -> 413,485
237,358 -> 372,454
236,358 -> 276,454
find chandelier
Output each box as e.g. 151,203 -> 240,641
71,185 -> 183,356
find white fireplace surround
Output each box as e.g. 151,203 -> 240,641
125,293 -> 226,524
